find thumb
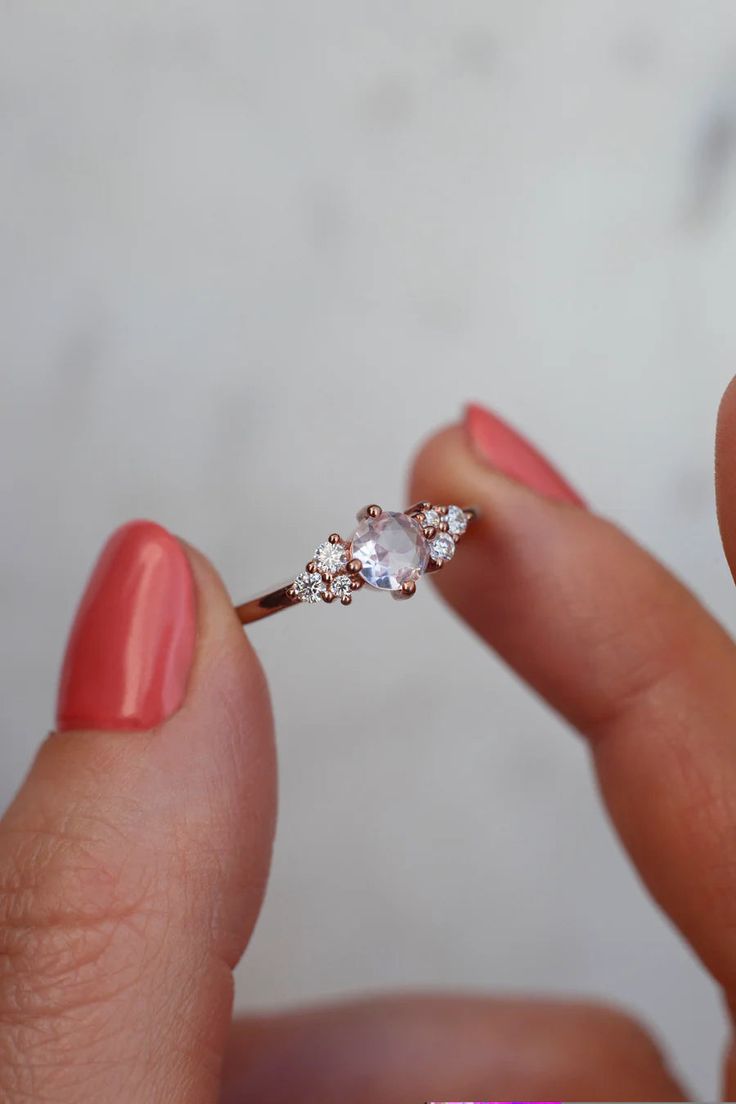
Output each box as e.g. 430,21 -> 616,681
0,521 -> 276,1104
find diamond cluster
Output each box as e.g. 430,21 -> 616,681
290,533 -> 362,608
414,502 -> 468,566
289,503 -> 471,608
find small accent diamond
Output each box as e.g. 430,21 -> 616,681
429,533 -> 455,563
314,540 -> 348,574
446,504 -> 468,536
293,571 -> 326,603
330,574 -> 353,599
422,508 -> 440,531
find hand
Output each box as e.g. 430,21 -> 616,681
4,384 -> 736,1103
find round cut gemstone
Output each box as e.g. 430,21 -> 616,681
293,571 -> 326,603
351,511 -> 429,591
422,508 -> 440,531
330,574 -> 353,599
446,504 -> 468,536
314,540 -> 348,575
429,532 -> 455,563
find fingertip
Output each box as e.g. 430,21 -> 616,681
179,536 -> 260,663
464,402 -> 585,506
715,374 -> 736,582
716,372 -> 736,427
409,422 -> 475,508
55,521 -> 264,737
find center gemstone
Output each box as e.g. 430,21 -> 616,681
350,511 -> 429,591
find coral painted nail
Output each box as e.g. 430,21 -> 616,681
464,402 -> 585,507
56,520 -> 196,732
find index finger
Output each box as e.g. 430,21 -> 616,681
410,407 -> 736,1023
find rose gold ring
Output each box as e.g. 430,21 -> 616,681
235,502 -> 477,626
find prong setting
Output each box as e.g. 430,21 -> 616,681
356,504 -> 383,521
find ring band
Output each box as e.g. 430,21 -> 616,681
235,502 -> 476,626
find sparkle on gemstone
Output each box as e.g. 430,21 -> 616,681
446,504 -> 468,536
314,540 -> 348,575
429,532 -> 455,563
351,510 -> 429,591
422,508 -> 440,531
330,574 -> 352,599
293,571 -> 326,603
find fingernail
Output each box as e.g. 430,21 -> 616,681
464,402 -> 585,507
56,520 -> 196,732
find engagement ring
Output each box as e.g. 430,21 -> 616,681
236,502 -> 476,625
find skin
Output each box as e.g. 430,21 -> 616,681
5,380 -> 736,1101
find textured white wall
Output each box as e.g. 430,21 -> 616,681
3,2 -> 736,1096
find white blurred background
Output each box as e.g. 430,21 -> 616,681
2,1 -> 736,1095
